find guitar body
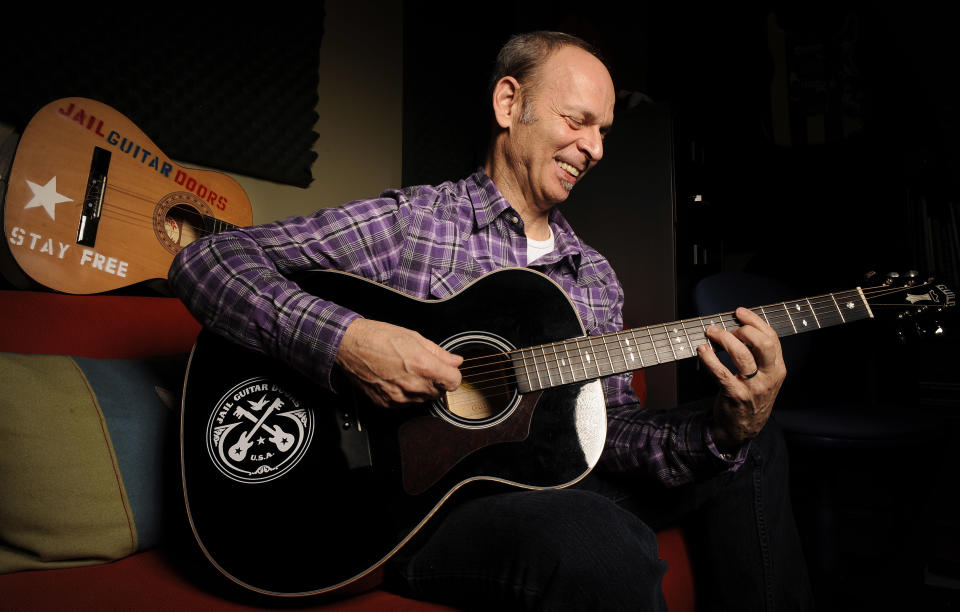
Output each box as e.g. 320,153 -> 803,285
3,97 -> 252,293
181,268 -> 607,596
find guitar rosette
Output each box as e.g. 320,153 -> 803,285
205,377 -> 314,484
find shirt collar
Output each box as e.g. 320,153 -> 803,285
544,206 -> 584,273
468,168 -> 511,229
468,168 -> 585,274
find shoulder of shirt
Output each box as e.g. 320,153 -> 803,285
382,176 -> 474,212
380,174 -> 487,236
307,178 -> 472,229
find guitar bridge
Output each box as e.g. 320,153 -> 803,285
76,146 -> 111,247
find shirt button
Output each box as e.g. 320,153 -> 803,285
510,215 -> 519,224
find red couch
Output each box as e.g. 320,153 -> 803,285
0,289 -> 694,611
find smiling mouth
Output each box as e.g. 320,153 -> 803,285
557,160 -> 581,179
557,161 -> 582,192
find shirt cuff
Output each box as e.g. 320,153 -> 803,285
275,291 -> 363,391
702,418 -> 750,468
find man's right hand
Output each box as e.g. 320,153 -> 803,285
334,318 -> 464,408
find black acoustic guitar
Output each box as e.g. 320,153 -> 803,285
180,267 -> 953,597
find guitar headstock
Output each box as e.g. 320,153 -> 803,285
862,271 -> 955,342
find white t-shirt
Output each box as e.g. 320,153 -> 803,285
525,227 -> 555,265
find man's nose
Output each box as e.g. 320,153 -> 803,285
580,127 -> 604,163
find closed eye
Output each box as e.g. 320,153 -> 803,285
565,114 -> 611,140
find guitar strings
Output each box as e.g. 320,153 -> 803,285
457,280 -> 916,379
453,282 -> 939,394
458,300 -> 923,395
89,184 -> 233,241
456,286 -> 907,392
456,281 -> 893,382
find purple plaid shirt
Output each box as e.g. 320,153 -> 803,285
169,168 -> 741,486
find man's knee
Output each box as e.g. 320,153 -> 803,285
519,489 -> 667,608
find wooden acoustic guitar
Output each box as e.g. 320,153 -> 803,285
180,267 -> 954,598
2,97 -> 252,294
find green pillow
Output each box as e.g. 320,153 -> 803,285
0,352 -> 184,573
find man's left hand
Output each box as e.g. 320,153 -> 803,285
697,307 -> 786,451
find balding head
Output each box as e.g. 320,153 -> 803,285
489,31 -> 610,124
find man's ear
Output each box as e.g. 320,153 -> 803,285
491,76 -> 522,129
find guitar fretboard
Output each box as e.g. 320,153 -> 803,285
510,288 -> 873,393
202,215 -> 240,236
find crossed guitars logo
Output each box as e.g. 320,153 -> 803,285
206,378 -> 314,483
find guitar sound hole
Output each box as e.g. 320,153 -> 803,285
437,333 -> 519,427
154,191 -> 212,254
164,204 -> 202,247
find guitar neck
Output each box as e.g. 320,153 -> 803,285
511,287 -> 874,393
201,214 -> 240,236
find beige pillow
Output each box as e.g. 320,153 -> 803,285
0,353 -> 137,573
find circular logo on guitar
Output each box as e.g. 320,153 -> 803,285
205,377 -> 314,484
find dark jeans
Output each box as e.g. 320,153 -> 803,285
387,419 -> 812,611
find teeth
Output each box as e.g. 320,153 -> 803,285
557,161 -> 580,177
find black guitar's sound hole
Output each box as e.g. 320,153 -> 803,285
436,332 -> 519,427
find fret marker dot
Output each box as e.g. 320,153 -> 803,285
802,319 -> 808,327
846,302 -> 855,309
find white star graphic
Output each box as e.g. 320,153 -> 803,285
24,176 -> 73,220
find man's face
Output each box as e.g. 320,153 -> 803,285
507,46 -> 615,213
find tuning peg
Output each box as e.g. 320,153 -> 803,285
905,270 -> 920,286
885,271 -> 900,286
